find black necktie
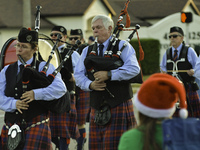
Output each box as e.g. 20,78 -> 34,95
99,44 -> 104,57
173,50 -> 178,62
17,64 -> 24,82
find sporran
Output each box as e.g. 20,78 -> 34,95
94,104 -> 111,126
7,124 -> 25,150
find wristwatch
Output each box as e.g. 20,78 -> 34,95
107,71 -> 112,79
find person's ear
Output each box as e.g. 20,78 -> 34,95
33,46 -> 38,52
181,36 -> 184,41
108,26 -> 112,33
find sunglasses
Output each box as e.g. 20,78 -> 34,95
50,33 -> 60,37
168,34 -> 181,39
69,37 -> 79,40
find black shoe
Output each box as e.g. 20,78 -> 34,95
77,138 -> 87,150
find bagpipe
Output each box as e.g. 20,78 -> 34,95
84,0 -> 144,85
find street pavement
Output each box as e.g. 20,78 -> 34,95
0,110 -> 4,131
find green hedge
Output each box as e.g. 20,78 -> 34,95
130,39 -> 161,75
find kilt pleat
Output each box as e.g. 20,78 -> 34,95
173,85 -> 200,118
66,96 -> 80,139
49,111 -> 70,139
76,89 -> 90,125
89,99 -> 137,150
50,96 -> 80,140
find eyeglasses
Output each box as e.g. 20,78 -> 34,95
50,33 -> 60,37
69,37 -> 79,41
14,44 -> 31,50
169,34 -> 181,39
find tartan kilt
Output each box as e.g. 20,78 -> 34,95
76,89 -> 90,125
66,95 -> 80,139
173,85 -> 200,118
89,99 -> 137,150
1,113 -> 52,150
49,111 -> 70,139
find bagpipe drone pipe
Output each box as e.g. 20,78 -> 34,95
19,35 -> 81,114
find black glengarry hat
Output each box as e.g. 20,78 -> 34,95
70,29 -> 83,36
170,26 -> 184,36
18,27 -> 38,43
51,26 -> 67,35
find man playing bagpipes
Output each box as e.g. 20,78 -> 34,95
160,26 -> 200,118
74,14 -> 141,149
0,27 -> 67,149
69,29 -> 90,150
50,25 -> 81,150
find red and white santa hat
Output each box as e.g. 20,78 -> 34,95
134,73 -> 188,119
